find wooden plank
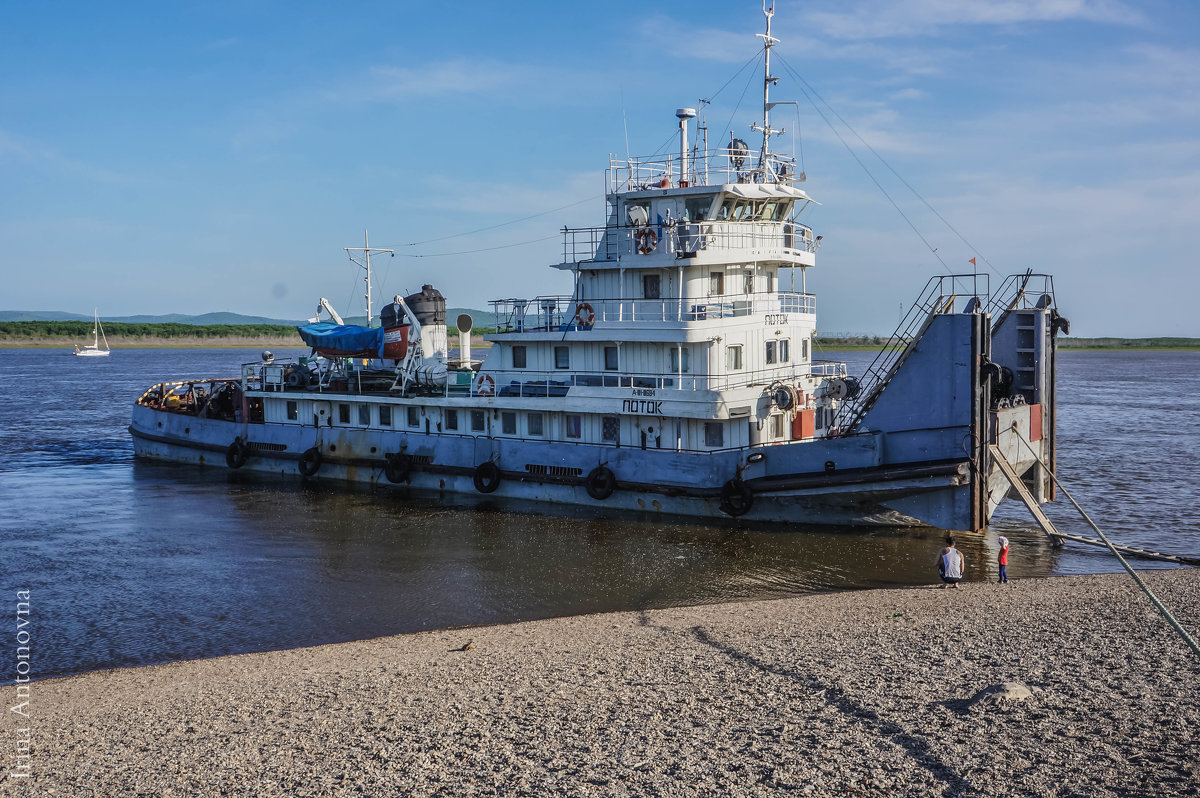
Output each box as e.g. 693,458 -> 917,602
988,444 -> 1063,545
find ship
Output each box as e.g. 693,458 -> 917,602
130,6 -> 1067,531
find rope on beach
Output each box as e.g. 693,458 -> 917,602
1013,430 -> 1200,661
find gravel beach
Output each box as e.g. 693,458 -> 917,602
7,570 -> 1199,797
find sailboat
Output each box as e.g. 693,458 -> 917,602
74,310 -> 111,357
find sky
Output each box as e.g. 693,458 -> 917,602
3,0 -> 1198,337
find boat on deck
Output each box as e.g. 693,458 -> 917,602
129,7 -> 1068,531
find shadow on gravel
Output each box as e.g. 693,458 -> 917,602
685,624 -> 971,797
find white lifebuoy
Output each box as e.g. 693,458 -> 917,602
574,302 -> 595,327
476,374 -> 495,396
635,227 -> 658,255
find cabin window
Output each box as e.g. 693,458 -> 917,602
780,339 -> 790,363
709,272 -> 724,295
527,413 -> 544,436
685,196 -> 713,221
407,407 -> 420,428
338,404 -> 350,424
604,346 -> 619,371
802,339 -> 808,360
358,404 -> 370,425
470,410 -> 486,432
742,269 -> 754,295
643,274 -> 661,300
726,345 -> 743,371
669,346 -> 690,373
501,412 -> 517,435
554,346 -> 570,369
512,345 -> 527,369
286,400 -> 298,421
771,414 -> 784,439
704,421 -> 724,447
379,405 -> 392,427
765,341 -> 777,365
601,415 -> 620,443
445,408 -> 458,431
566,414 -> 582,439
626,200 -> 650,226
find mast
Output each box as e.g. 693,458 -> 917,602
345,230 -> 395,327
752,1 -> 783,176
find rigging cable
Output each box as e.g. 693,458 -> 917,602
776,56 -> 950,273
778,53 -> 1000,277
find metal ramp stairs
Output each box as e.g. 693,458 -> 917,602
833,274 -> 989,435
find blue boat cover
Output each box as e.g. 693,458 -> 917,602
296,322 -> 385,357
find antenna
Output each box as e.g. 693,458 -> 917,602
752,0 -> 785,178
344,229 -> 395,327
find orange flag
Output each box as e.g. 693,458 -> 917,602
969,257 -> 976,265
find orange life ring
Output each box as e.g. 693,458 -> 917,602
476,374 -> 495,396
635,227 -> 658,255
574,302 -> 595,327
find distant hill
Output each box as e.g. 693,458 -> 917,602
0,307 -> 495,327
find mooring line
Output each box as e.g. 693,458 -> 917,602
1012,430 -> 1200,660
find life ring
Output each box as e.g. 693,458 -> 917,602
635,227 -> 658,254
298,446 -> 322,477
574,302 -> 595,327
476,374 -> 495,396
473,461 -> 501,493
719,478 -> 753,517
225,438 -> 249,469
385,452 -> 412,484
585,465 -> 616,500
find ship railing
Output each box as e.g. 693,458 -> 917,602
607,148 -> 799,193
987,271 -> 1056,334
470,362 -> 842,398
833,273 -> 991,435
489,291 -> 814,331
563,220 -> 817,263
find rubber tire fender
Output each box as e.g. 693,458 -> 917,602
585,465 -> 617,500
385,453 -> 412,484
473,461 -> 501,494
225,438 -> 249,469
298,447 -> 322,477
719,477 -> 753,517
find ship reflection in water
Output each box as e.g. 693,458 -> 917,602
19,459 -> 1042,679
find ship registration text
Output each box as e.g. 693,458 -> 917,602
622,399 -> 664,415
765,314 -> 788,325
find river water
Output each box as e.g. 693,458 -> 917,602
1,347 -> 1196,678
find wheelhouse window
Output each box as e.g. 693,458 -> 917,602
407,407 -> 420,428
566,414 -> 582,439
704,421 -> 724,448
286,400 -> 298,421
669,346 -> 690,373
470,410 -> 486,432
684,196 -> 713,221
765,341 -> 777,365
726,345 -> 743,371
527,413 -> 544,436
554,346 -> 570,369
604,346 -> 619,371
379,405 -> 392,427
445,408 -> 458,431
501,412 -> 517,435
642,274 -> 661,300
601,415 -> 620,444
512,345 -> 527,369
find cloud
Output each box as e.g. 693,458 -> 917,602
805,0 -> 1145,40
325,59 -> 536,104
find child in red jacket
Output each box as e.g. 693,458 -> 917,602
998,536 -> 1010,583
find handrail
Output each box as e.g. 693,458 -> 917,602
563,219 -> 817,263
607,147 -> 800,192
